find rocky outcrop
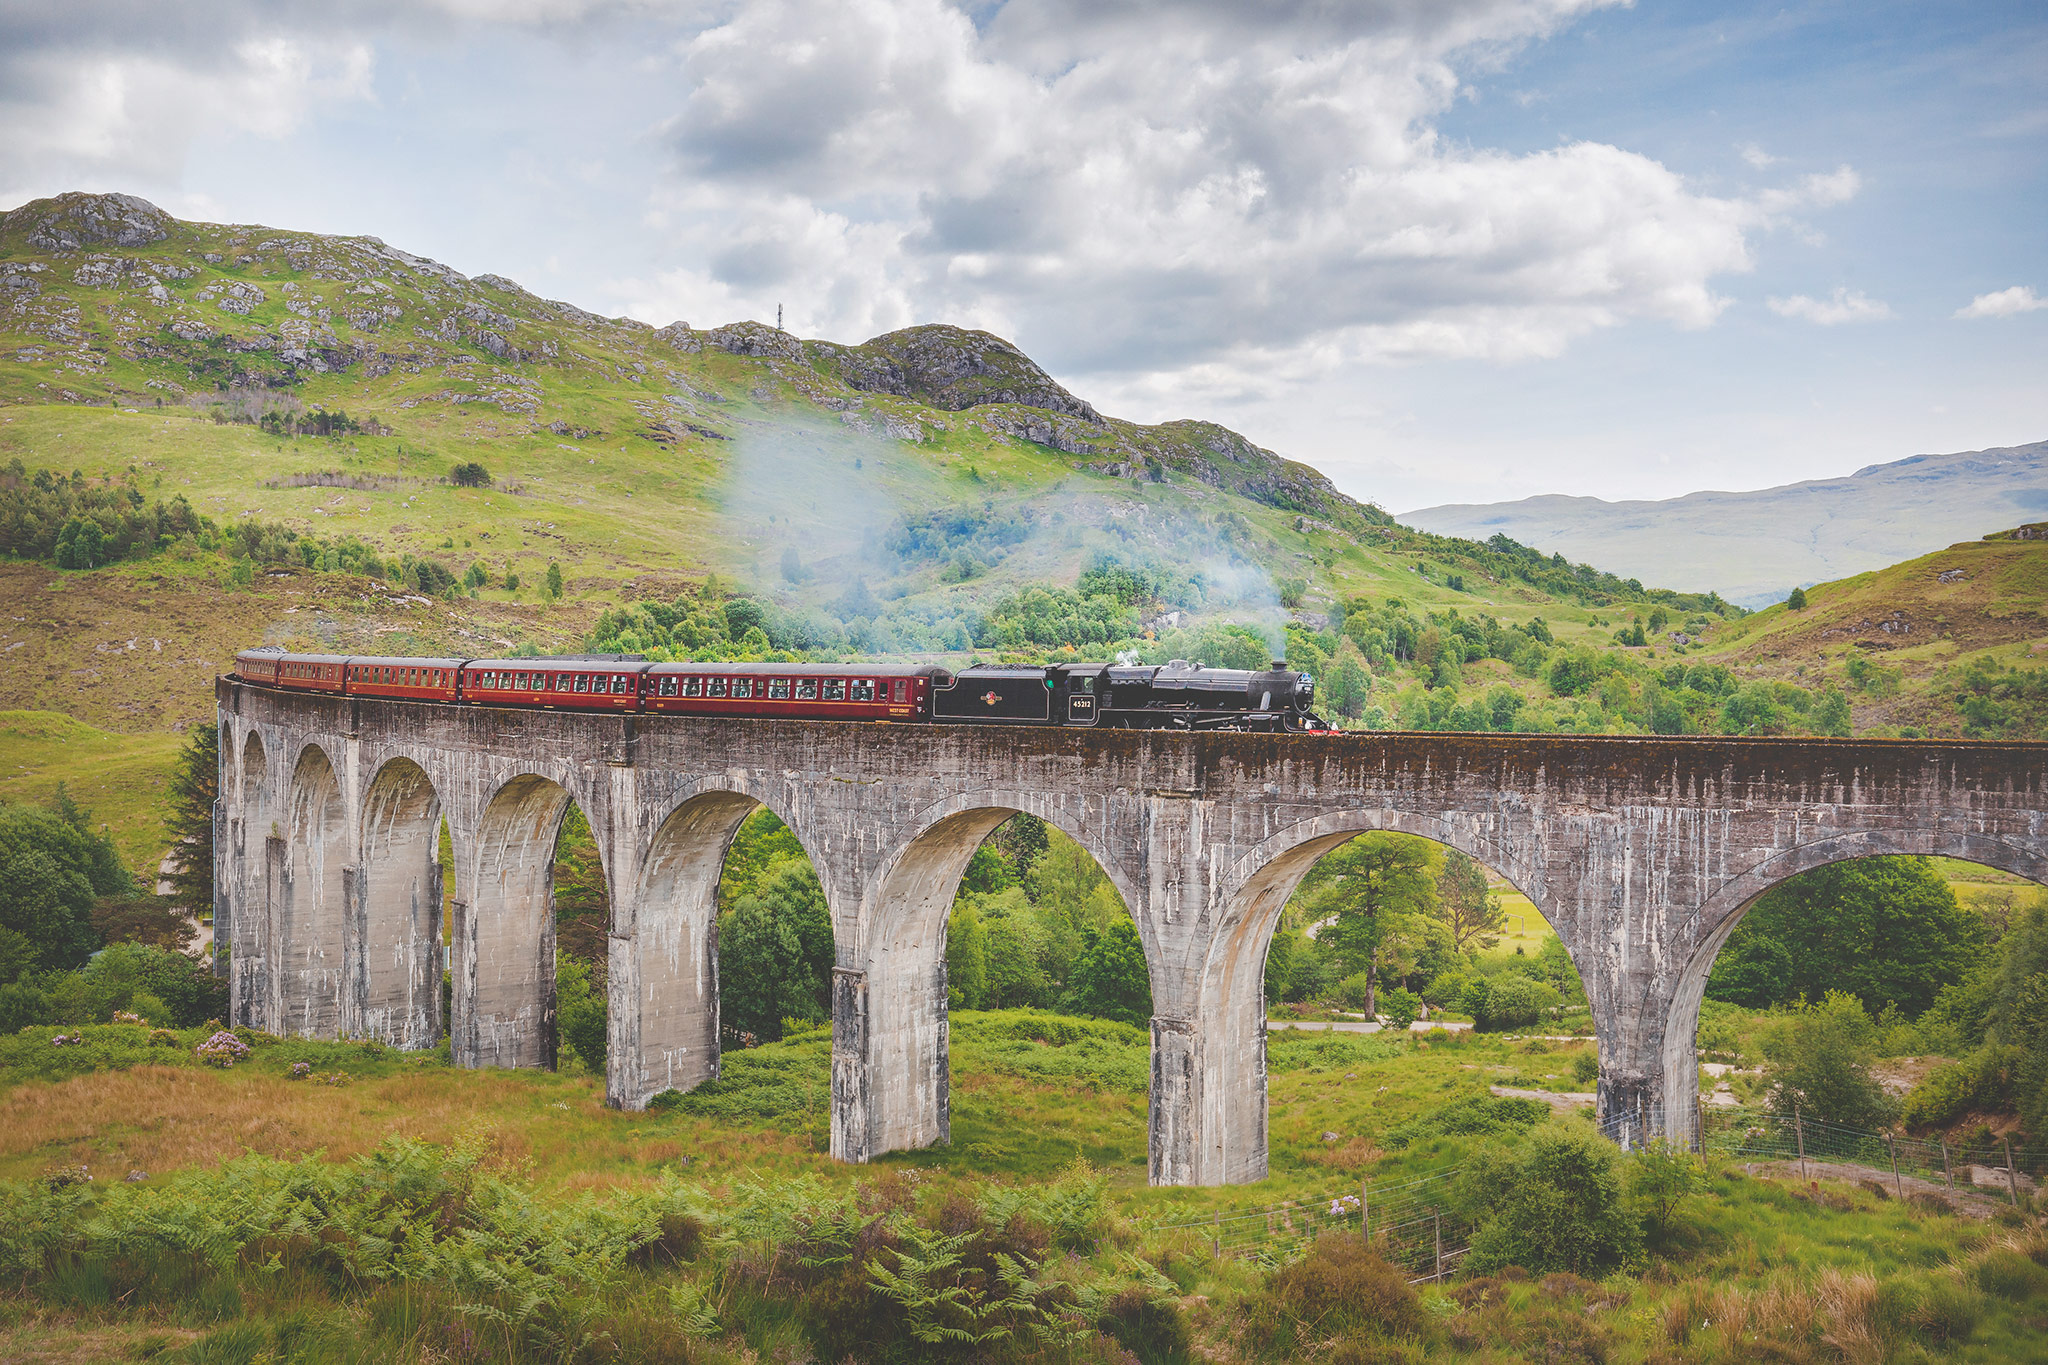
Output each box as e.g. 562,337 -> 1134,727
700,320 -> 803,361
5,192 -> 172,251
819,324 -> 1102,423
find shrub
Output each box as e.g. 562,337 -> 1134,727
1460,1119 -> 1643,1276
449,462 -> 492,487
1460,974 -> 1561,1031
1625,1140 -> 1706,1248
193,1030 -> 249,1068
1098,1286 -> 1192,1365
1762,990 -> 1896,1129
1901,1045 -> 2017,1129
1244,1235 -> 1420,1355
1376,987 -> 1421,1029
1570,1050 -> 1600,1085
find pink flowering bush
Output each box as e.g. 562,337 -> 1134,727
194,1030 -> 250,1069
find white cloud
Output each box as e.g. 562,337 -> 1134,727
628,0 -> 1863,388
1737,141 -> 1780,168
1955,285 -> 2048,319
1766,287 -> 1894,326
0,34 -> 374,205
0,0 -> 1870,408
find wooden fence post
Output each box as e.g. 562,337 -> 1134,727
1940,1139 -> 1954,1191
2003,1136 -> 2020,1208
1887,1134 -> 1904,1201
1362,1184 -> 1370,1245
1794,1104 -> 1808,1181
1433,1209 -> 1443,1281
1212,1210 -> 1220,1259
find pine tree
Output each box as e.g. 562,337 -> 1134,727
162,723 -> 218,919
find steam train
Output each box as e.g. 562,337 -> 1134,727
232,648 -> 1331,733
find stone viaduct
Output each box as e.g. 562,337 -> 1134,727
216,678 -> 2048,1185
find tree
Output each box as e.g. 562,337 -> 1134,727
157,723 -> 218,926
1325,639 -> 1370,719
1787,586 -> 1809,610
981,900 -> 1049,1009
958,844 -> 1015,897
0,796 -> 127,972
1761,989 -> 1894,1129
449,461 -> 492,487
990,813 -> 1048,881
552,805 -> 610,964
544,561 -> 564,601
557,955 -> 607,1075
1707,857 -> 1982,1016
1291,833 -> 1442,1012
946,901 -> 989,1009
718,859 -> 833,1042
1063,918 -> 1152,1025
91,893 -> 196,952
1437,849 -> 1504,953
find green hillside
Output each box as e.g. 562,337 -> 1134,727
0,188 -> 2041,779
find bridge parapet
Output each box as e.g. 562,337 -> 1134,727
218,678 -> 2048,1183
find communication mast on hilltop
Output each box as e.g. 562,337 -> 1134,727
776,303 -> 783,332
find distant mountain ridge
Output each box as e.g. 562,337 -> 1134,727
1401,441 -> 2048,608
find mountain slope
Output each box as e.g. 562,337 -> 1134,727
1402,441 -> 2048,608
0,191 -> 1743,733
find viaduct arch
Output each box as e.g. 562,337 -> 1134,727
215,680 -> 2048,1185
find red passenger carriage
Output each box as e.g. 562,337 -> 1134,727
642,663 -> 943,721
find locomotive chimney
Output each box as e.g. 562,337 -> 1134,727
1271,658 -> 1285,670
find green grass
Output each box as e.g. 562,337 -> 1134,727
0,709 -> 185,879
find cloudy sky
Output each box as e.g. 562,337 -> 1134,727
2,0 -> 2042,511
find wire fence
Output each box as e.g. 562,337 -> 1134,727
1698,1105 -> 2045,1198
1153,1108 -> 2041,1278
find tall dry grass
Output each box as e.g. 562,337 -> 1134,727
0,1062 -> 841,1191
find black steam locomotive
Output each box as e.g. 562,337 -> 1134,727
934,658 -> 1328,732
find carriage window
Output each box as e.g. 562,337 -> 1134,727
732,678 -> 753,698
768,678 -> 791,699
796,678 -> 818,699
575,674 -> 590,693
659,676 -> 678,697
853,679 -> 875,702
892,679 -> 908,703
519,673 -> 532,689
613,675 -> 629,693
707,677 -> 728,698
684,676 -> 703,697
823,679 -> 846,701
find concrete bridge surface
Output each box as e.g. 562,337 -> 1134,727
215,679 -> 2048,1184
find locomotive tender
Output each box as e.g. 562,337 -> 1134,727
232,648 -> 1331,733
